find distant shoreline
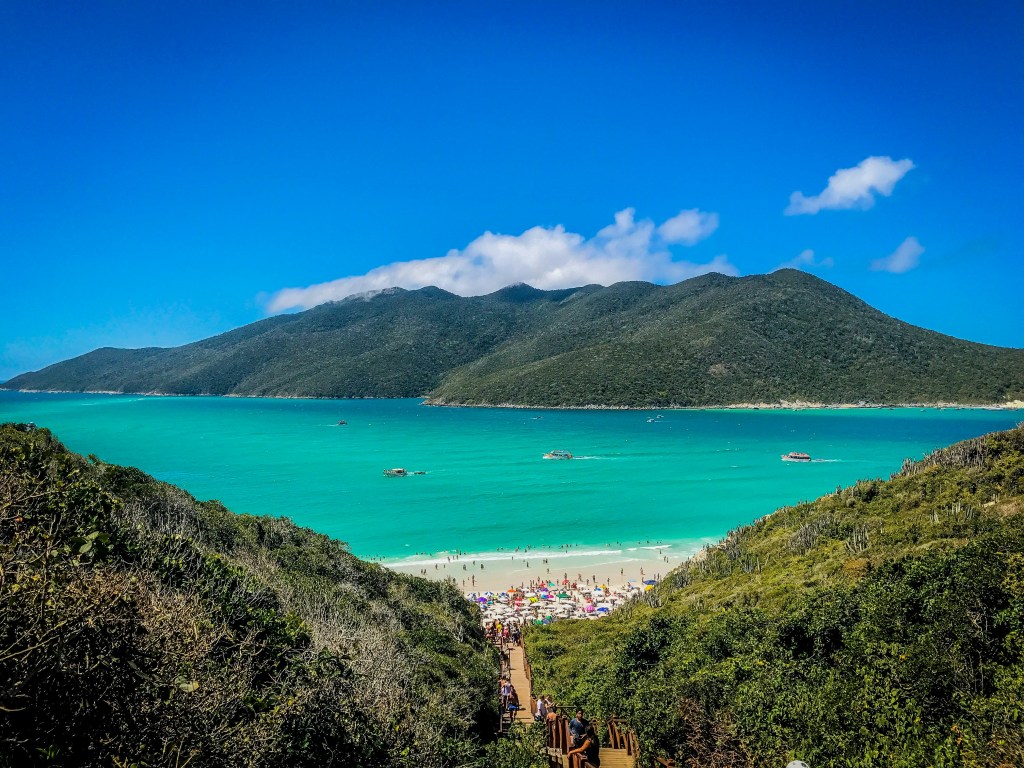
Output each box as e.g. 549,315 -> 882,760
423,398 -> 1024,411
4,387 -> 1023,411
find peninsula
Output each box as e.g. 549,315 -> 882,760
5,270 -> 1024,408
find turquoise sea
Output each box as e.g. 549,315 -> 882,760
1,392 -> 1020,564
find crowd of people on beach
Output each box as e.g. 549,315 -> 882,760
384,540 -> 678,596
471,573 -> 660,626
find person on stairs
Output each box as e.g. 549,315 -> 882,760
569,709 -> 588,748
566,723 -> 600,767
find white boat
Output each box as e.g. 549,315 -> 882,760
781,452 -> 812,462
543,450 -> 573,460
383,468 -> 409,477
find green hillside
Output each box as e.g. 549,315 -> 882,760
0,423 -> 497,767
526,425 -> 1024,767
4,423 -> 1024,766
5,271 -> 1024,407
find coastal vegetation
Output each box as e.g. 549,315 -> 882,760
0,423 -> 497,767
3,421 -> 1023,766
5,270 -> 1024,408
527,425 -> 1024,766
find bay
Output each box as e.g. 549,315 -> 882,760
1,391 -> 1019,565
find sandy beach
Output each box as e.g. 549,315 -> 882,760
382,538 -> 714,595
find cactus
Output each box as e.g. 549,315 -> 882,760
845,526 -> 870,555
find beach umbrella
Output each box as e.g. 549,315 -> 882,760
643,579 -> 657,585
525,591 -> 536,597
584,604 -> 595,613
644,584 -> 654,591
476,596 -> 487,603
556,592 -> 569,599
597,607 -> 610,613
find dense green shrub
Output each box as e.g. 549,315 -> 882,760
0,423 -> 498,767
528,426 -> 1024,767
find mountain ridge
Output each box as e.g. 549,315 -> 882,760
6,270 -> 1024,407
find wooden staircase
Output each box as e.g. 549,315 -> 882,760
496,638 -> 643,767
506,644 -> 535,726
543,714 -> 638,768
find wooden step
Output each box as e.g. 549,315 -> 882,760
553,747 -> 636,768
598,749 -> 637,767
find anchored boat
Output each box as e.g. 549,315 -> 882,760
543,450 -> 573,460
781,452 -> 812,462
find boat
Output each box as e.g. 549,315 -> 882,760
543,450 -> 573,460
383,468 -> 409,477
781,452 -> 812,462
337,420 -> 347,425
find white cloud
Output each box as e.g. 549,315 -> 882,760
871,236 -> 924,274
657,208 -> 719,244
267,207 -> 731,312
785,156 -> 915,215
775,249 -> 834,271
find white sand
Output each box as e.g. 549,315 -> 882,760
382,539 -> 712,594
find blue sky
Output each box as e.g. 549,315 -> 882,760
2,2 -> 1022,381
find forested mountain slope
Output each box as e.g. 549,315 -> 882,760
6,271 -> 1024,407
527,425 -> 1024,767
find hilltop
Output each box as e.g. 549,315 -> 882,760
5,270 -> 1024,407
527,425 -> 1024,766
0,424 -> 497,767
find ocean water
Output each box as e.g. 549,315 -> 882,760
1,392 -> 1019,564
